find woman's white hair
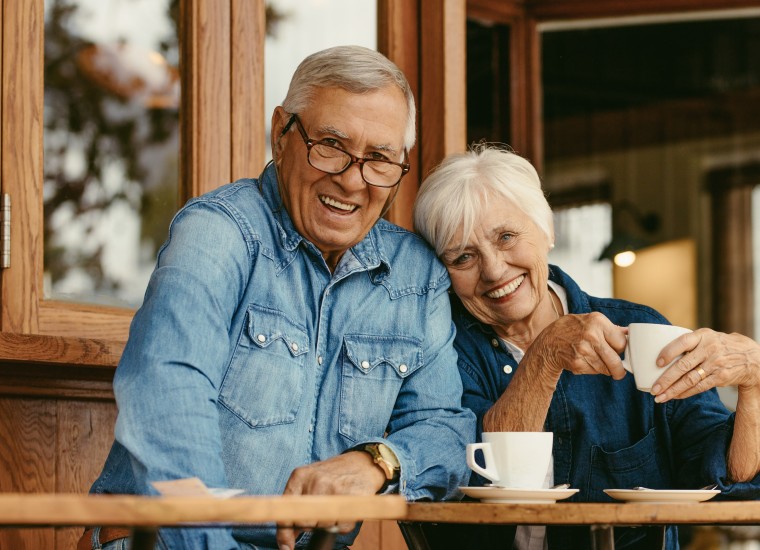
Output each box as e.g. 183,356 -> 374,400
414,143 -> 554,256
282,45 -> 416,152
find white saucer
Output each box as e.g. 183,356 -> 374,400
604,489 -> 720,503
460,486 -> 579,504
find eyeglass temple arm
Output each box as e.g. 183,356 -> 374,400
279,114 -> 297,137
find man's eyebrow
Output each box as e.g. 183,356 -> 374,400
318,124 -> 349,139
317,124 -> 400,155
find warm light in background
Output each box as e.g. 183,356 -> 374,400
613,238 -> 696,329
613,250 -> 637,267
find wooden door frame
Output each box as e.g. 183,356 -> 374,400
0,0 -> 265,346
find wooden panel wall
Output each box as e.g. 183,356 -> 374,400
0,396 -> 116,549
1,0 -> 43,335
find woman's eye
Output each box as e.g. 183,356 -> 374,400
499,233 -> 514,244
451,253 -> 472,266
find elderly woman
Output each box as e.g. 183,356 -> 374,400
413,144 -> 760,549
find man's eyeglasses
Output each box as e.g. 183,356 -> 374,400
282,114 -> 410,188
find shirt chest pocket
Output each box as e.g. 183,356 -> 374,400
220,305 -> 309,428
338,334 -> 422,443
588,427 -> 670,501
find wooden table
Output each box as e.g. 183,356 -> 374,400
403,501 -> 760,550
0,493 -> 407,550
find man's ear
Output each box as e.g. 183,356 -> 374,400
271,107 -> 290,157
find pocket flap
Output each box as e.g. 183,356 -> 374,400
344,334 -> 422,378
247,304 -> 309,357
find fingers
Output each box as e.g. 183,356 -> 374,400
545,313 -> 626,377
276,524 -> 299,550
656,331 -> 697,368
653,363 -> 713,402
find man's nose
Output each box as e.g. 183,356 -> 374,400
336,161 -> 367,191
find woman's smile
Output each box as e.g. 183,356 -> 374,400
485,274 -> 526,300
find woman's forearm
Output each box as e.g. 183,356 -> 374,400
727,385 -> 760,482
483,351 -> 561,432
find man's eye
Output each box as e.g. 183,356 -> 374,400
321,138 -> 340,147
367,151 -> 391,162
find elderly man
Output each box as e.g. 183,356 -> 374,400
80,45 -> 474,550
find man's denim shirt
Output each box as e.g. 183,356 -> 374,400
454,265 -> 760,550
89,163 -> 475,549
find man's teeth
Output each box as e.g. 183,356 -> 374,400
487,275 -> 525,299
321,196 -> 356,212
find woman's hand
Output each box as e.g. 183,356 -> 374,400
486,313 -> 628,432
651,329 -> 760,402
530,312 -> 628,381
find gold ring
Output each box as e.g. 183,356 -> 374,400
696,367 -> 706,380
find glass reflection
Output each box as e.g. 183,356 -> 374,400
44,0 -> 180,307
264,0 -> 377,160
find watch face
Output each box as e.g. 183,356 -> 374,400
377,443 -> 400,469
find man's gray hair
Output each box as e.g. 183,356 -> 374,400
282,45 -> 416,151
414,143 -> 554,256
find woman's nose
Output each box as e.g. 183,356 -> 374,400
479,251 -> 504,282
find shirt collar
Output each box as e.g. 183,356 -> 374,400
258,162 -> 391,278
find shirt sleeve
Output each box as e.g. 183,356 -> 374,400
114,200 -> 250,548
668,389 -> 760,498
384,269 -> 476,501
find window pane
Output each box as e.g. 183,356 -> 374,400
466,18 -> 511,145
754,186 -> 760,340
264,0 -> 377,160
549,204 -> 612,298
541,13 -> 760,320
44,0 -> 180,308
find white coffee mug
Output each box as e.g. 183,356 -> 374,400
622,323 -> 692,391
466,431 -> 553,488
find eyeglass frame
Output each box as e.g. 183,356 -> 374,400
281,113 -> 410,188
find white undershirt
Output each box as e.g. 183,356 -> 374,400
506,282 -> 568,550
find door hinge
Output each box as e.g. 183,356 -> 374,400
1,194 -> 9,269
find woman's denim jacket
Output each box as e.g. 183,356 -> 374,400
89,163 -> 475,549
454,265 -> 760,550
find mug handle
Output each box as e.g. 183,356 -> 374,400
466,442 -> 500,483
621,336 -> 633,374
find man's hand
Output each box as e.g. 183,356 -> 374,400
275,451 -> 386,550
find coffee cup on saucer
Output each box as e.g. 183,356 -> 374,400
466,431 -> 553,489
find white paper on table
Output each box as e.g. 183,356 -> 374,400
151,477 -> 245,499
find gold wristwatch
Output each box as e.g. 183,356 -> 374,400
360,443 -> 400,491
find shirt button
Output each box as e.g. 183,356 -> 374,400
257,334 -> 266,343
491,338 -> 499,347
503,365 -> 513,374
291,342 -> 299,352
399,364 -> 408,373
318,356 -> 323,365
361,360 -> 370,369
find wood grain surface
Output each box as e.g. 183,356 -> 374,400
406,501 -> 760,525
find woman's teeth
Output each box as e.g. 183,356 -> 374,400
321,196 -> 356,212
487,275 -> 525,298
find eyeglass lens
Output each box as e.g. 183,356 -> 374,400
308,144 -> 403,188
